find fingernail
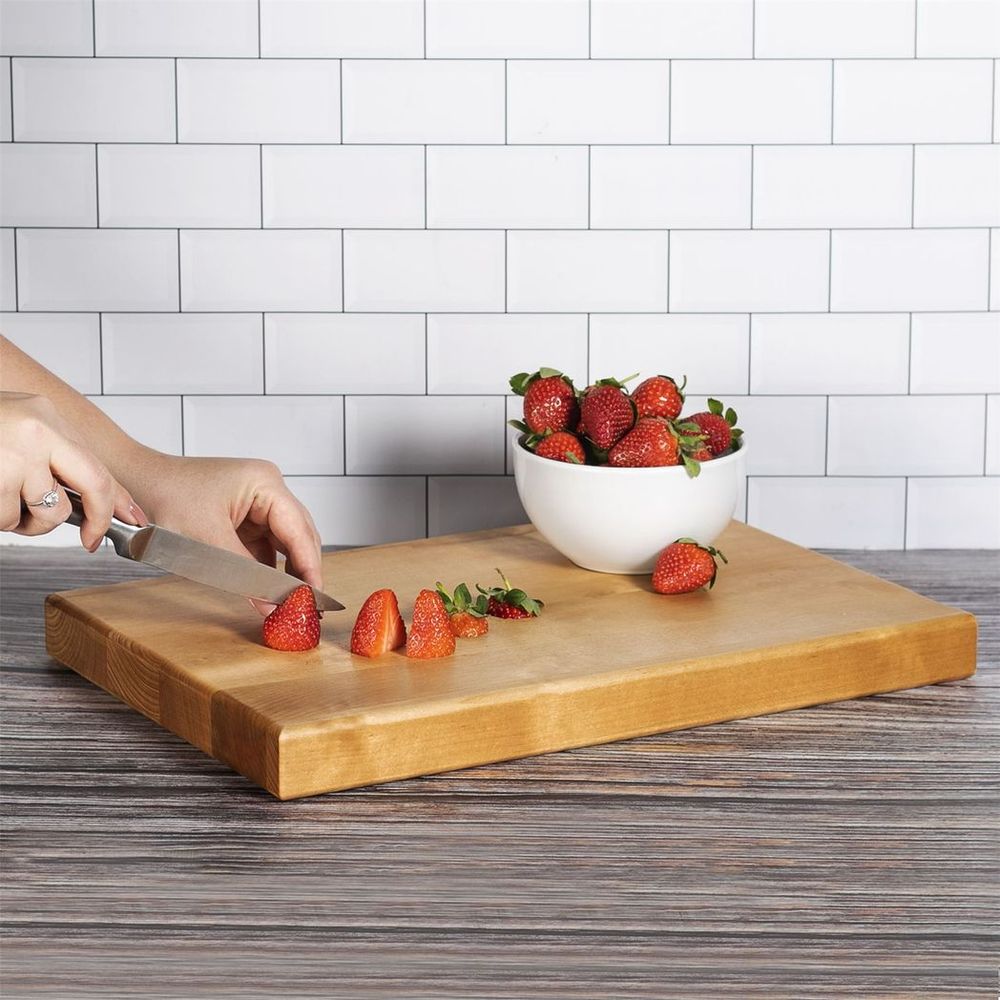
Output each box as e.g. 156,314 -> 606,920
128,502 -> 149,527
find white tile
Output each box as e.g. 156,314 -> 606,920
753,145 -> 911,228
0,59 -> 10,141
906,478 -> 1000,548
0,144 -> 96,227
177,59 -> 340,143
829,396 -> 986,475
264,314 -> 425,394
98,145 -> 260,227
748,477 -> 906,549
263,145 -> 423,228
427,314 -> 588,394
916,0 -> 1000,56
260,0 -> 423,57
671,60 -> 830,144
670,230 -> 828,312
987,396 -> 999,474
17,229 -> 178,311
913,144 -> 1000,227
102,314 -> 263,394
834,59 -> 993,143
286,475 -> 426,546
180,230 -> 341,312
588,315 -> 749,395
428,476 -> 526,536
344,230 -> 504,312
12,57 -> 174,141
346,396 -> 504,475
0,312 -> 101,392
751,314 -> 910,394
507,231 -> 669,312
426,146 -> 588,229
910,313 -> 1000,393
0,227 -> 13,309
590,146 -> 750,229
95,0 -> 258,56
831,229 -> 989,311
90,394 -> 182,455
343,60 -> 504,143
755,0 -> 914,57
183,396 -> 344,475
591,0 -> 752,57
504,394 -> 521,474
427,0 -> 588,56
0,0 -> 92,55
684,394 -> 826,475
508,60 -> 670,144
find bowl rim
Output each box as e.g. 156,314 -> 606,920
514,434 -> 747,473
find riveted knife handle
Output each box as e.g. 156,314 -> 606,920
65,488 -> 142,558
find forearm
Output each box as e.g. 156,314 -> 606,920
0,336 -> 168,500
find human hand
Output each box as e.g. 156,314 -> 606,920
0,392 -> 144,550
133,455 -> 323,611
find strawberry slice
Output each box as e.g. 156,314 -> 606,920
406,589 -> 457,659
262,584 -> 322,651
350,589 -> 406,658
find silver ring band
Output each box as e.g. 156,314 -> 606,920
26,484 -> 60,509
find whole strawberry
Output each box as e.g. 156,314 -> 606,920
406,589 -> 456,659
509,368 -> 579,435
579,375 -> 638,450
532,430 -> 585,464
436,582 -> 489,639
608,417 -> 679,468
685,399 -> 742,456
632,375 -> 686,421
477,569 -> 544,619
652,539 -> 728,595
262,584 -> 322,651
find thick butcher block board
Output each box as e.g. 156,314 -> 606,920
45,522 -> 976,799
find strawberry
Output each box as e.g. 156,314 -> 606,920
406,589 -> 456,659
509,368 -> 579,435
608,417 -> 679,467
652,539 -> 728,595
632,375 -> 686,421
579,375 -> 638,450
531,430 -> 586,464
262,584 -> 322,651
350,588 -> 406,658
436,582 -> 489,639
477,569 -> 544,619
685,399 -> 742,456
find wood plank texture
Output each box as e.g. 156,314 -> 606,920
42,522 -> 975,798
1,542 -> 997,998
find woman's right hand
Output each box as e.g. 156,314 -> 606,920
0,392 -> 144,550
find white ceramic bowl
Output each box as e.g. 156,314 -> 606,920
512,437 -> 747,574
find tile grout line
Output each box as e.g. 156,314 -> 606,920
424,313 -> 428,394
7,140 -> 1000,148
179,394 -> 186,456
94,144 -> 100,226
913,0 -> 918,57
423,145 -> 428,228
423,0 -> 427,58
586,145 -> 591,229
906,313 -> 913,393
260,312 -> 266,393
340,229 -> 345,311
259,144 -> 264,228
827,229 -> 832,311
588,0 -> 591,58
751,0 -> 755,58
503,60 -> 508,143
424,476 -> 429,538
257,0 -> 262,59
746,313 -> 752,394
11,228 -> 16,312
339,58 -> 343,143
823,396 -> 829,475
504,229 -> 508,312
92,0 -> 96,56
902,476 -> 909,550
749,145 -> 754,227
341,395 -> 347,476
667,60 -> 672,144
173,59 -> 178,143
988,228 -> 993,312
829,60 -> 835,142
910,144 -> 916,226
97,312 -> 103,393
983,395 -> 989,475
176,229 -> 181,310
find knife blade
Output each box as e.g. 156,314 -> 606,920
65,490 -> 345,611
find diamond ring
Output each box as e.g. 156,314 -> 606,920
26,484 -> 61,509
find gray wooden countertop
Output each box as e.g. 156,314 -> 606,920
1,545 -> 997,999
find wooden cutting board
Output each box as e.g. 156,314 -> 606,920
45,522 -> 976,799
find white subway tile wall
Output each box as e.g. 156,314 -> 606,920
0,0 -> 997,549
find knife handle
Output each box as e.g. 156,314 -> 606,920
64,488 -> 142,558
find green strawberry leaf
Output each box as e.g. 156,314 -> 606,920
507,418 -> 530,433
566,451 -> 583,464
707,398 -> 723,416
509,372 -> 533,396
537,367 -> 563,380
681,454 -> 701,478
725,407 -> 738,426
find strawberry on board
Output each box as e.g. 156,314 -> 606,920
579,375 -> 638,451
651,539 -> 728,595
526,430 -> 586,464
509,368 -> 580,435
477,569 -> 544,619
406,589 -> 457,659
262,584 -> 322,651
350,588 -> 406,658
684,399 -> 742,456
436,582 -> 489,638
632,374 -> 686,421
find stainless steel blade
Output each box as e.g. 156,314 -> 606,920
128,525 -> 345,611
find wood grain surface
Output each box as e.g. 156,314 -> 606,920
2,544 -> 998,998
43,522 -> 975,799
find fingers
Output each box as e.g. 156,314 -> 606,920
263,494 -> 324,590
14,470 -> 70,537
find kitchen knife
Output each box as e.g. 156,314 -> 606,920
64,490 -> 345,611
